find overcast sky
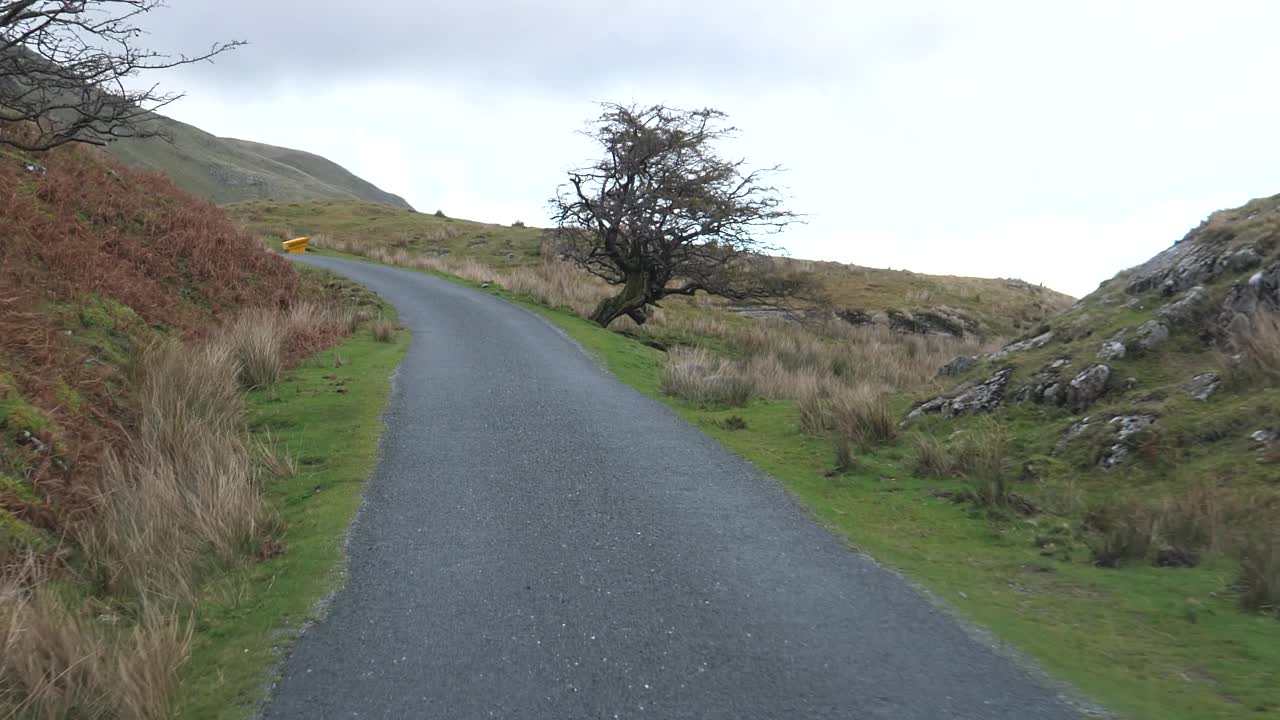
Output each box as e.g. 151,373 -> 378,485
137,1 -> 1280,297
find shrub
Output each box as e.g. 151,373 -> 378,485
829,385 -> 896,452
910,432 -> 953,478
1237,531 -> 1280,615
370,318 -> 397,343
221,309 -> 284,390
662,347 -> 756,407
511,220 -> 526,227
795,382 -> 830,435
719,415 -> 747,431
255,431 -> 298,480
1085,497 -> 1157,567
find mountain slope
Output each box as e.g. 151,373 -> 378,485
104,113 -> 412,208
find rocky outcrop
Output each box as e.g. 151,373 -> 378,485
1012,358 -> 1072,405
886,308 -> 980,337
988,330 -> 1055,361
1065,364 -> 1112,412
908,368 -> 1013,419
1125,236 -> 1223,296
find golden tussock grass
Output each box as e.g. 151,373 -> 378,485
3,302 -> 354,717
1,563 -> 191,720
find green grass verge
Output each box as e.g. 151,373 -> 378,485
298,249 -> 1280,719
174,319 -> 408,719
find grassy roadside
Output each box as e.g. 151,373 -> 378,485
174,308 -> 408,719
537,308 -> 1277,720
314,249 -> 1277,720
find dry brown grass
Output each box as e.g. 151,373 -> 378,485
1227,309 -> 1280,385
254,431 -> 298,481
369,318 -> 397,343
78,341 -> 270,603
910,433 -> 954,478
1237,530 -> 1280,615
0,563 -> 191,720
662,348 -> 756,407
829,384 -> 896,452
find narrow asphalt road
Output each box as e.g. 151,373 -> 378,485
267,255 -> 1084,719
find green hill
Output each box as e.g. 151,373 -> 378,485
104,113 -> 412,208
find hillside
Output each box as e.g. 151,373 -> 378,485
0,121 -> 410,718
229,199 -> 1074,337
104,113 -> 413,208
280,189 -> 1280,717
1,129 -> 299,545
910,193 -> 1280,496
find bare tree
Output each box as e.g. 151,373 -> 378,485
552,103 -> 807,327
0,0 -> 243,151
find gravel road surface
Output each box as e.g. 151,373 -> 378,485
265,255 -> 1084,719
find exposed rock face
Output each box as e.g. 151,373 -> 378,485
1157,286 -> 1210,328
887,308 -> 979,337
1125,237 -> 1223,296
908,368 -> 1013,419
938,356 -> 978,377
1065,364 -> 1112,412
1220,247 -> 1262,273
1186,372 -> 1221,401
1218,264 -> 1280,323
988,330 -> 1055,361
1097,340 -> 1127,360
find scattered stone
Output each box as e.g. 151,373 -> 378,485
1133,320 -> 1169,352
15,430 -> 47,454
1055,417 -> 1094,453
1065,364 -> 1111,412
988,330 -> 1055,361
1049,358 -> 1072,370
908,368 -> 1014,419
480,282 -> 491,288
1251,430 -> 1278,444
1120,377 -> 1139,392
23,162 -> 46,175
1186,372 -> 1221,402
1157,286 -> 1210,327
1097,340 -> 1127,360
938,356 -> 977,377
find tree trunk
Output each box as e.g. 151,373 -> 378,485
591,271 -> 650,327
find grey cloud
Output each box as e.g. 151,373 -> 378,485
142,1 -> 943,95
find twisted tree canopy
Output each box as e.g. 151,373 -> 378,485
552,103 -> 808,327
